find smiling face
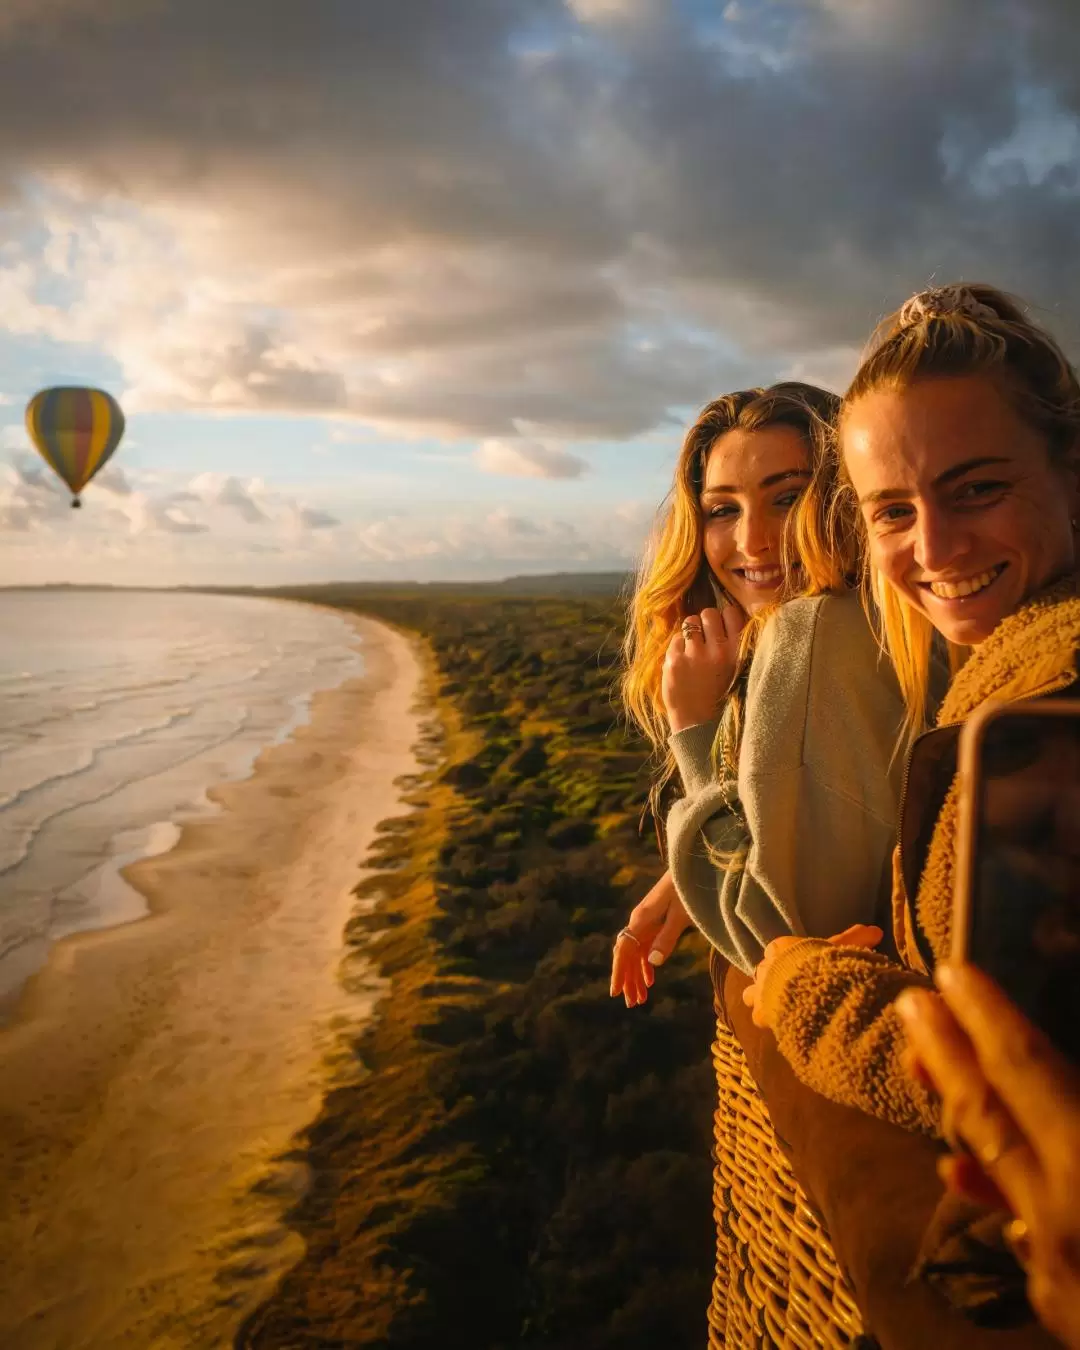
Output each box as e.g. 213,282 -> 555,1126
700,423 -> 811,614
843,375 -> 1080,645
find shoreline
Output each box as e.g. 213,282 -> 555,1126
0,594 -> 365,1012
0,610 -> 427,1350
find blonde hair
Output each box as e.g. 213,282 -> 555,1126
839,282 -> 1080,741
621,382 -> 853,837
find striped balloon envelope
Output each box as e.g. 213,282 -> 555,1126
25,386 -> 126,508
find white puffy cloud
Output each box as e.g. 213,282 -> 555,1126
293,504 -> 338,530
473,438 -> 587,479
0,451 -> 343,550
0,456 -> 69,530
92,464 -> 134,496
189,472 -> 270,523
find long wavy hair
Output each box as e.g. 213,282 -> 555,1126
837,282 -> 1080,743
621,382 -> 853,840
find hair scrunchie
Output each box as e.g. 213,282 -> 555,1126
897,285 -> 1000,328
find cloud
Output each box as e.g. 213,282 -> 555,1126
92,463 -> 134,496
337,501 -> 642,571
190,472 -> 270,523
474,437 -> 587,479
1,425 -> 29,452
291,504 -> 338,530
0,456 -> 68,530
0,0 -> 1075,458
106,490 -> 209,536
0,445 -> 347,550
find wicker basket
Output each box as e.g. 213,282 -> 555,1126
707,956 -> 872,1349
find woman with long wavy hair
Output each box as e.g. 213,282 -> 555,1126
611,381 -> 911,1006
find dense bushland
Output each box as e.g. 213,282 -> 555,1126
237,590 -> 716,1350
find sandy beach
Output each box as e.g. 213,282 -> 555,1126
0,610 -> 425,1350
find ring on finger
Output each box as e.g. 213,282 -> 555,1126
942,1095 -> 1025,1170
975,1116 -> 1027,1169
681,620 -> 704,639
615,926 -> 641,950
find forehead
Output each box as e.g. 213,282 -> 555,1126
842,375 -> 1035,487
702,423 -> 809,491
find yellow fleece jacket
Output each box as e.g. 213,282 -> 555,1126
758,583 -> 1080,1136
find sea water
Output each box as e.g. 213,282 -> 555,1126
0,589 -> 364,1003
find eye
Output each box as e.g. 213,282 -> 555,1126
872,503 -> 914,527
955,479 -> 1009,506
706,503 -> 739,520
774,488 -> 803,509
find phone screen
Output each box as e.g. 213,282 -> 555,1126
968,708 -> 1080,1061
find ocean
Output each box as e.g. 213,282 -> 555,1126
0,589 -> 364,1004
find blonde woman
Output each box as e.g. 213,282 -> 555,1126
611,382 -> 908,1006
744,284 -> 1080,1139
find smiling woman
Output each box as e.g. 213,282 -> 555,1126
848,379 -> 1073,644
699,423 -> 812,613
751,283 -> 1080,1114
746,281 -> 1080,1329
614,382 -> 908,990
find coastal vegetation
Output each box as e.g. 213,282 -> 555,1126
237,587 -> 716,1350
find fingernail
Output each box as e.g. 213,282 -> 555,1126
934,963 -> 958,992
647,949 -> 665,967
895,989 -> 922,1024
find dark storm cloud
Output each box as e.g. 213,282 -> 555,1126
0,0 -> 1077,438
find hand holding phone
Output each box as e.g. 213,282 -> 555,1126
952,699 -> 1080,1063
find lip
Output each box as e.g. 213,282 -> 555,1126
915,563 -> 1008,605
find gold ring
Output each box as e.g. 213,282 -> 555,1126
974,1117 -> 1026,1169
681,621 -> 703,638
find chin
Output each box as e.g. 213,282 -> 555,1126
934,615 -> 1000,646
912,589 -> 1017,647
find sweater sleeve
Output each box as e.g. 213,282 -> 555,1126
758,938 -> 941,1135
665,602 -> 820,975
665,719 -> 774,974
666,594 -> 903,976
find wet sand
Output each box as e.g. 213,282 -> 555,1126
0,611 -> 425,1349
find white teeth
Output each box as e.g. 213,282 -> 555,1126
743,567 -> 782,584
928,567 -> 1001,600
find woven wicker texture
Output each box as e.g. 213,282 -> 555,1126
707,964 -> 870,1348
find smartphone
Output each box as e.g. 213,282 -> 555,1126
953,699 -> 1080,1062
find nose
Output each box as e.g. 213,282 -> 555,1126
913,504 -> 968,574
735,504 -> 773,560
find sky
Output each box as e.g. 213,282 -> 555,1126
1,0 -> 1078,586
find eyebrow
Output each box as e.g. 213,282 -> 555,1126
701,468 -> 810,498
857,456 -> 1013,507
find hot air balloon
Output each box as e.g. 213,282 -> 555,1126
25,386 -> 126,508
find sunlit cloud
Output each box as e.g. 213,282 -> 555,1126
473,438 -> 587,480
0,0 -> 1077,583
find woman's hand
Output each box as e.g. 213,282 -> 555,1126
742,924 -> 884,1028
610,870 -> 695,1008
897,963 -> 1080,1350
662,604 -> 747,735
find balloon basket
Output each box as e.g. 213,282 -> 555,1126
71,498 -> 81,509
